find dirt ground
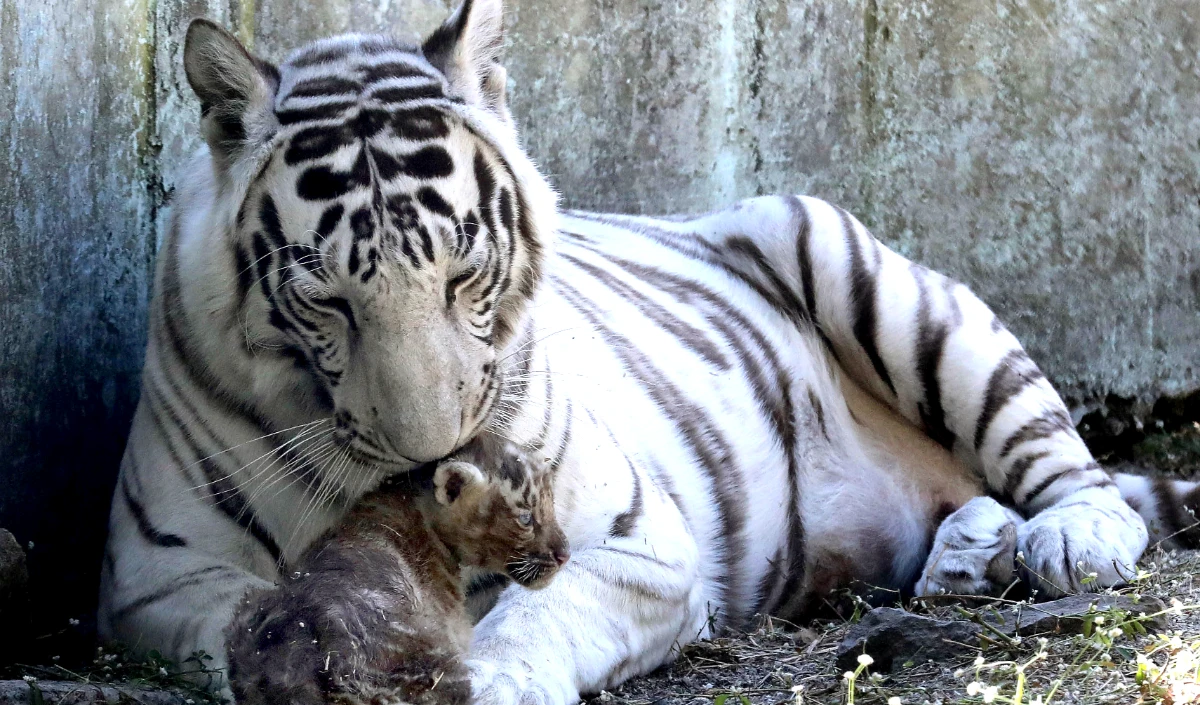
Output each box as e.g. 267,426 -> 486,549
583,549 -> 1200,705
6,423 -> 1200,704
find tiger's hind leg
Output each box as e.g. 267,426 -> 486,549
675,194 -> 1148,597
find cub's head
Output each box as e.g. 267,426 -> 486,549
179,0 -> 556,465
427,441 -> 568,589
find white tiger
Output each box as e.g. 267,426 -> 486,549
98,1 -> 1197,703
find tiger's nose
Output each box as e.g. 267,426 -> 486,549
551,547 -> 570,567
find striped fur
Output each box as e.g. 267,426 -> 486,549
99,3 -> 1193,704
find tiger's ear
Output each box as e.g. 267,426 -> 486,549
421,0 -> 510,117
433,460 -> 486,507
183,19 -> 280,169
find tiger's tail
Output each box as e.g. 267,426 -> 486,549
1115,472 -> 1200,548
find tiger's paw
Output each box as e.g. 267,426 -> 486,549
467,658 -> 574,705
915,496 -> 1024,597
1016,486 -> 1148,597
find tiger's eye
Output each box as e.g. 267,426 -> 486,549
517,511 -> 533,527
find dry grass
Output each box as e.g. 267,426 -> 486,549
586,549 -> 1200,705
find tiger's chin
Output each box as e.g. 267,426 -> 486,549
505,558 -> 565,590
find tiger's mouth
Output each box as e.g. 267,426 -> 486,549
505,555 -> 564,590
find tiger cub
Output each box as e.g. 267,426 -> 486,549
226,437 -> 569,705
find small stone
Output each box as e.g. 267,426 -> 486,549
0,529 -> 30,660
982,594 -> 1168,637
835,608 -> 981,672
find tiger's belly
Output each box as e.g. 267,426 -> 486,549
517,220 -> 964,625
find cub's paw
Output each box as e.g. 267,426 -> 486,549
915,496 -> 1024,597
1017,487 -> 1148,596
467,659 -> 571,705
225,585 -> 333,705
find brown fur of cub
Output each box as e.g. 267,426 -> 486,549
227,436 -> 568,705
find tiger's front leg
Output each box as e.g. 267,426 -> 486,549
468,456 -> 707,705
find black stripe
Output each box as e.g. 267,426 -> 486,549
1003,450 -> 1052,498
807,387 -> 828,440
560,252 -> 730,371
259,194 -> 285,247
787,197 -> 817,319
391,106 -> 451,140
1022,462 -> 1101,507
289,45 -> 353,68
297,165 -> 354,201
974,349 -> 1045,450
417,186 -> 456,219
724,235 -> 812,325
121,465 -> 187,548
839,208 -> 896,396
913,268 -> 955,449
372,84 -> 444,103
287,77 -> 362,99
113,565 -> 239,620
474,150 -> 497,235
363,62 -> 438,83
314,203 -> 344,243
548,400 -> 573,472
285,125 -> 354,166
554,276 -> 747,626
998,408 -> 1074,460
276,101 -> 356,126
372,145 -> 454,180
609,460 -> 644,538
233,242 -> 253,304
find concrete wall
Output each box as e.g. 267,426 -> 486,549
1,0 -> 1197,646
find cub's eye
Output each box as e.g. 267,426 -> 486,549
516,511 -> 533,527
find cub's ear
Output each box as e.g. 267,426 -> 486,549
421,0 -> 510,117
183,19 -> 280,169
433,460 -> 485,506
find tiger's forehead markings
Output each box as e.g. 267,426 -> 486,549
254,35 -> 492,281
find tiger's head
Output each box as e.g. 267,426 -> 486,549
176,0 -> 556,466
427,440 -> 569,589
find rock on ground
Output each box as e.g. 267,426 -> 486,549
0,681 -> 187,705
835,608 -> 981,672
0,529 -> 29,660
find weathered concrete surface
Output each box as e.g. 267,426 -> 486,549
0,0 -> 1197,643
506,0 -> 1200,407
0,0 -> 155,645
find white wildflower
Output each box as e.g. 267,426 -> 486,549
68,618 -> 80,626
888,698 -> 902,705
857,654 -> 874,667
22,676 -> 36,683
1094,615 -> 1105,625
974,655 -> 985,667
843,671 -> 855,680
966,682 -> 982,696
159,667 -> 168,676
982,685 -> 999,703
